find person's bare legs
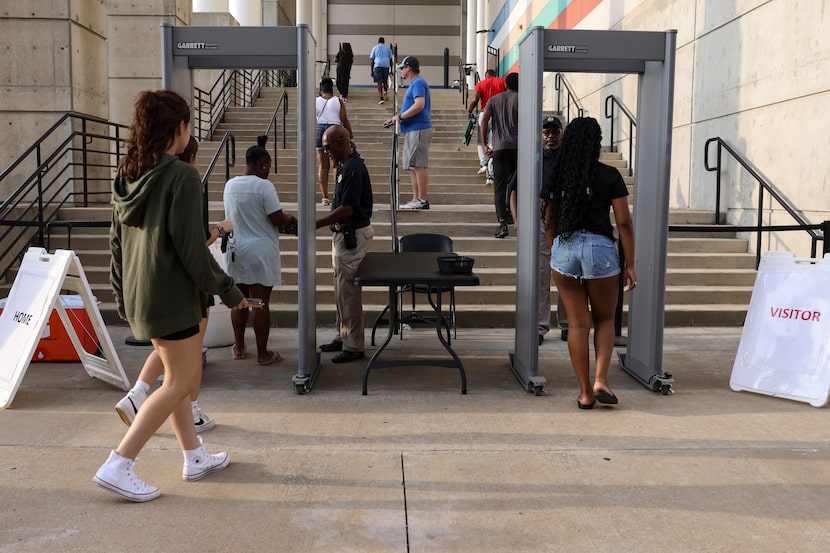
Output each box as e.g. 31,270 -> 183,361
231,283 -> 251,358
317,149 -> 330,202
132,314 -> 209,402
247,283 -> 275,363
585,276 -> 620,396
116,333 -> 202,459
552,272 -> 593,406
411,166 -> 429,201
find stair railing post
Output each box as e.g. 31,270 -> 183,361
823,220 -> 830,256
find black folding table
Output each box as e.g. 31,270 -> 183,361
354,252 -> 480,394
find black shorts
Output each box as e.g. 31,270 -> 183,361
159,324 -> 200,341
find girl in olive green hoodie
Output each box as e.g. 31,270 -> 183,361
94,90 -> 248,502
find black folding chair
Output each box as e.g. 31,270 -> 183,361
369,233 -> 457,345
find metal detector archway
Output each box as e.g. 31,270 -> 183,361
161,25 -> 320,392
511,28 -> 677,395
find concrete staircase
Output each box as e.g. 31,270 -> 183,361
50,86 -> 755,327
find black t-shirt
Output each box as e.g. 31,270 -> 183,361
507,148 -> 557,196
333,151 -> 373,226
540,161 -> 628,240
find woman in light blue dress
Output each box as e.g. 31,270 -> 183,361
223,135 -> 297,365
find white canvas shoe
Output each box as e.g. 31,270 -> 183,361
93,450 -> 160,502
115,388 -> 147,426
182,437 -> 229,482
193,405 -> 216,433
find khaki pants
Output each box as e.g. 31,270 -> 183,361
332,225 -> 374,352
539,224 -> 552,335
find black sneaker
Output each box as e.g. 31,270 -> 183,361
494,222 -> 509,239
319,339 -> 343,352
332,350 -> 365,363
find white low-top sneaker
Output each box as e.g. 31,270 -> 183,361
182,437 -> 229,482
93,450 -> 160,502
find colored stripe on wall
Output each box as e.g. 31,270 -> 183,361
491,0 -> 603,75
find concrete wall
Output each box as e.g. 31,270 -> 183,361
107,0 -> 192,126
485,0 -> 830,257
327,0 -> 462,89
0,0 -> 109,198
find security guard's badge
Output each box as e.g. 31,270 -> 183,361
337,173 -> 343,184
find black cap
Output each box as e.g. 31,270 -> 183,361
397,56 -> 420,70
542,116 -> 563,129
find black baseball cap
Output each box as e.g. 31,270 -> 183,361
542,116 -> 563,129
397,56 -> 420,70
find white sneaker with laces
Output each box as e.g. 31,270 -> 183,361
398,199 -> 420,210
93,450 -> 160,502
115,388 -> 147,426
182,437 -> 229,482
477,166 -> 487,175
193,405 -> 216,433
485,178 -> 495,186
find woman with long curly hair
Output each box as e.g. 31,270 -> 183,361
541,117 -> 636,410
95,90 -> 248,502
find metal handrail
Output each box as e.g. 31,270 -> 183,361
263,90 -> 289,174
554,73 -> 585,122
0,112 -> 126,280
676,137 -> 825,268
486,45 -> 499,75
317,59 -> 331,80
199,132 -> 236,225
604,95 -> 636,176
388,52 -> 400,252
193,69 -> 265,141
458,61 -> 477,107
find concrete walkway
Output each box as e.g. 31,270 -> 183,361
2,325 -> 829,552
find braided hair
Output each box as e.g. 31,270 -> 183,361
548,117 -> 602,238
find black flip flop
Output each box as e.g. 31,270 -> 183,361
593,390 -> 619,405
577,399 -> 596,410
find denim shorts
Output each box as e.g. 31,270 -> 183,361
550,230 -> 620,279
315,123 -> 334,149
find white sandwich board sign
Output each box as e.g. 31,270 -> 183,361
731,251 -> 830,407
0,248 -> 129,408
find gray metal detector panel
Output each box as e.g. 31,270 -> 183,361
512,27 -> 676,394
161,25 -> 321,392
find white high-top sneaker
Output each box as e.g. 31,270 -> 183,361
192,405 -> 215,433
182,437 -> 229,482
93,450 -> 160,502
115,388 -> 147,426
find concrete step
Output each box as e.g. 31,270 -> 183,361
38,85 -> 756,328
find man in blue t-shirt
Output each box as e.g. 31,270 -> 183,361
369,37 -> 394,104
383,56 -> 433,210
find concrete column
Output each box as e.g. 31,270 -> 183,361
194,0 -> 229,11
229,0 -> 262,25
312,0 -> 323,83
466,0 -> 477,86
297,0 -> 310,26
476,0 -> 486,74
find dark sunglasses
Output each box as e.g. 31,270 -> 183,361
321,136 -> 346,151
542,128 -> 561,136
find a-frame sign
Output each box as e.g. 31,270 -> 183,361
0,248 -> 129,408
